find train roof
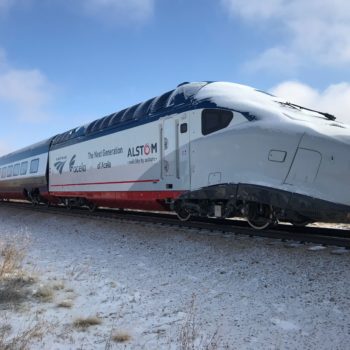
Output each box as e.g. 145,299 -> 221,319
0,137 -> 53,166
51,81 -> 304,149
51,82 -> 210,147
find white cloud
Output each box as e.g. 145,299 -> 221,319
244,47 -> 299,74
222,0 -> 283,20
81,0 -> 155,23
0,50 -> 54,122
270,81 -> 350,124
222,0 -> 350,68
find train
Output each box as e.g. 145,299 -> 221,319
1,81 -> 350,229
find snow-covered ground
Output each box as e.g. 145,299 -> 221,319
0,206 -> 350,349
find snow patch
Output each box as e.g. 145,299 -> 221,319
270,318 -> 300,331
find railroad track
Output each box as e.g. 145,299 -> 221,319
1,200 -> 350,248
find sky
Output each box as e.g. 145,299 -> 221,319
0,0 -> 350,155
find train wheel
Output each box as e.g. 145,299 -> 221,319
246,203 -> 272,230
176,208 -> 191,221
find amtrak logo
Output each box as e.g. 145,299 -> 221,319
54,160 -> 66,174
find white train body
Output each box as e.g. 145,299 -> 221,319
1,81 -> 350,227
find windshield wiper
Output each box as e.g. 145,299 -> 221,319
277,101 -> 336,121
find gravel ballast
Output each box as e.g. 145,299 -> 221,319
0,207 -> 349,349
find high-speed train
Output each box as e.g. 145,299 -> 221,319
1,81 -> 350,229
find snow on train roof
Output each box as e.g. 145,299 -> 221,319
195,82 -> 277,106
194,82 -> 283,119
195,82 -> 338,124
50,80 -> 338,148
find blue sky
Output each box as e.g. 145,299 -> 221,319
1,0 -> 350,155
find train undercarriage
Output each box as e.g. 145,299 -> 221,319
172,183 -> 350,230
2,182 -> 350,230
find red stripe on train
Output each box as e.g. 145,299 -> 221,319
50,179 -> 160,187
49,190 -> 184,211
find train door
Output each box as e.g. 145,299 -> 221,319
161,114 -> 190,189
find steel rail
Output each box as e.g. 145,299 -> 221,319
1,201 -> 350,248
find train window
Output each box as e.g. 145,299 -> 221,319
86,120 -> 99,134
101,114 -> 115,129
110,109 -> 127,126
61,131 -> 71,142
201,109 -> 234,136
13,164 -> 20,176
7,165 -> 13,177
122,104 -> 139,122
134,99 -> 153,120
74,126 -> 86,138
180,123 -> 188,133
20,162 -> 28,175
91,118 -> 105,133
167,82 -> 207,107
30,159 -> 39,174
149,90 -> 174,114
1,167 -> 6,178
52,134 -> 62,145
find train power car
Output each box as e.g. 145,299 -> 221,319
1,81 -> 350,229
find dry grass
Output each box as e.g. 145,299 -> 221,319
0,243 -> 35,306
179,294 -> 197,350
112,331 -> 131,343
0,243 -> 25,279
56,299 -> 73,308
178,294 -> 222,350
33,285 -> 54,302
0,322 -> 44,350
73,316 -> 102,330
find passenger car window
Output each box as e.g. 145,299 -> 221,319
30,159 -> 39,173
20,162 -> 28,175
1,167 -> 6,178
201,109 -> 234,136
13,164 -> 20,176
7,165 -> 13,177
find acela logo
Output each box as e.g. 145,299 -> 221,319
54,160 -> 66,174
69,154 -> 87,173
69,155 -> 76,172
